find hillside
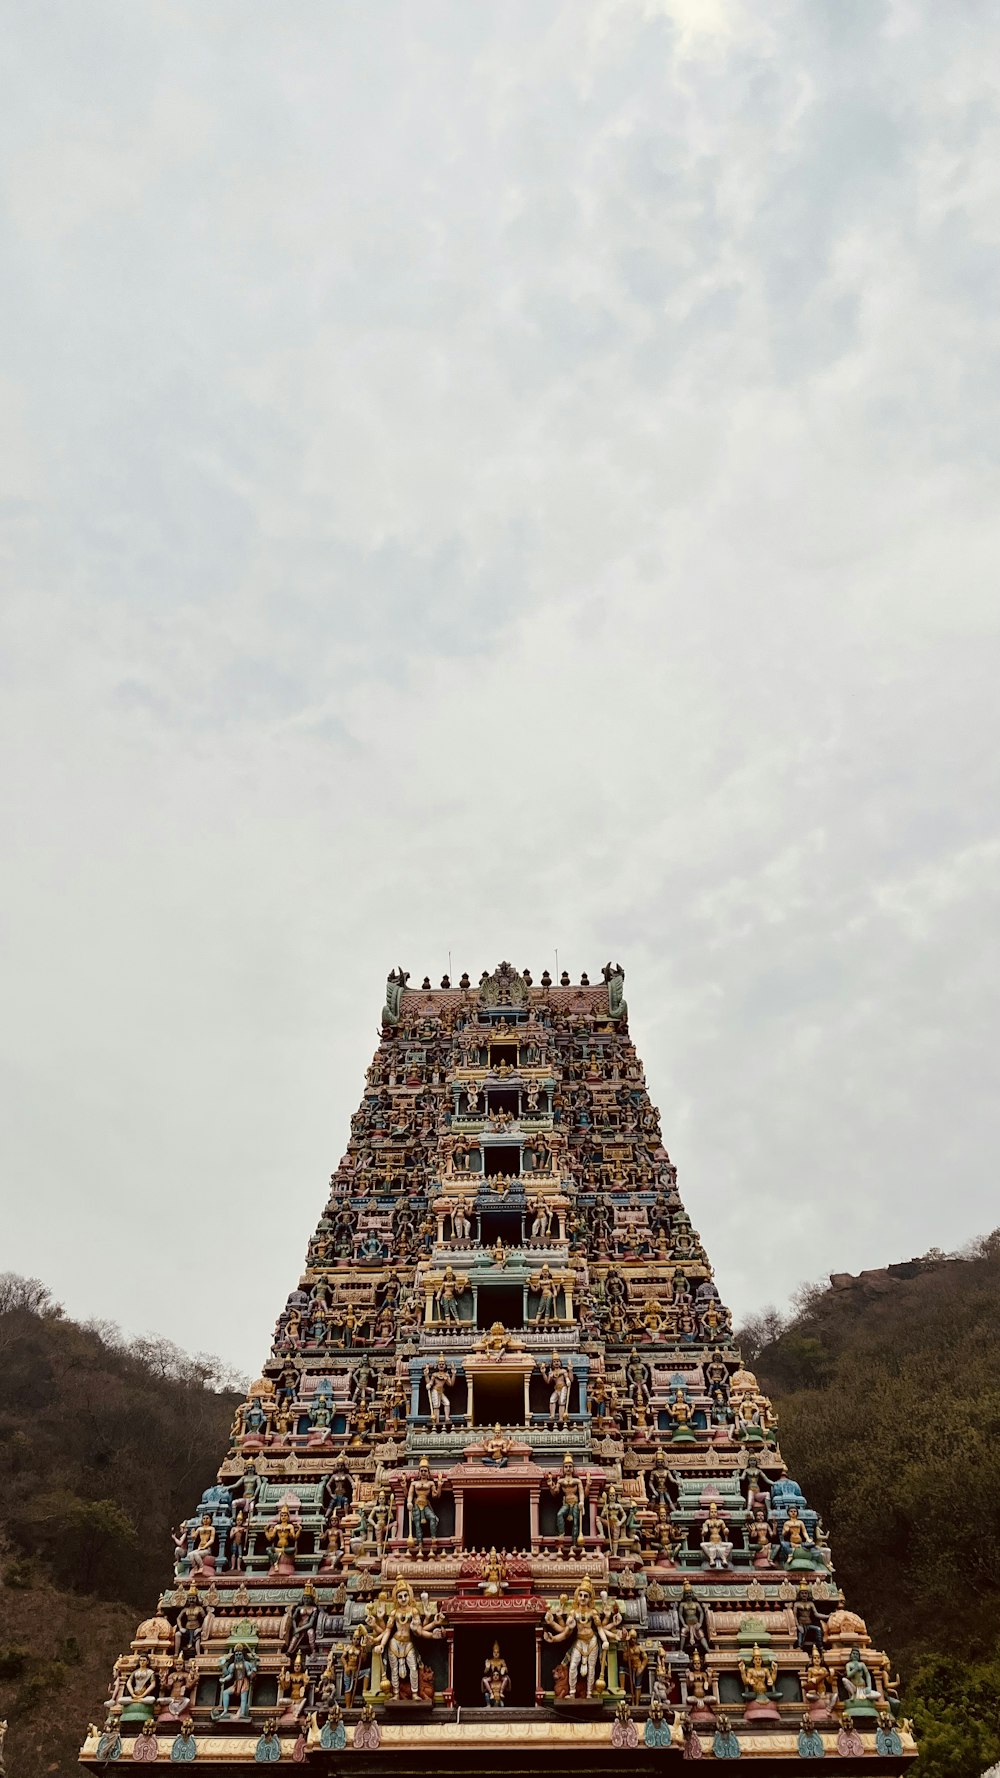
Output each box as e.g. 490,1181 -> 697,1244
741,1232 -> 1000,1776
0,1275 -> 242,1778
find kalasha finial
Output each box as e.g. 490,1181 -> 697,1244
560,971 -> 570,986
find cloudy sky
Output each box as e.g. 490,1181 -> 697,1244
2,0 -> 999,1373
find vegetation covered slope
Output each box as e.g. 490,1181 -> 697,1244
740,1231 -> 1000,1776
0,1275 -> 242,1778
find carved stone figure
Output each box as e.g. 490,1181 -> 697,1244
546,1452 -> 587,1542
541,1353 -> 572,1423
481,1642 -> 511,1706
423,1355 -> 456,1429
543,1577 -> 608,1700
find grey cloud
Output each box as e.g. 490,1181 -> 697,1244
1,0 -> 998,1370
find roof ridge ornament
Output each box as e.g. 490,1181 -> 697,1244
478,961 -> 529,1009
381,966 -> 410,1027
602,960 -> 627,1021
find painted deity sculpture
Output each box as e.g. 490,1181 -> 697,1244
546,1452 -> 587,1542
375,1579 -> 443,1701
406,1457 -> 443,1546
541,1353 -> 572,1423
543,1577 -> 608,1700
738,1644 -> 780,1722
423,1356 -> 456,1430
211,1640 -> 258,1721
481,1642 -> 511,1707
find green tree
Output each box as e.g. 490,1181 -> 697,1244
904,1652 -> 1000,1778
13,1492 -> 139,1596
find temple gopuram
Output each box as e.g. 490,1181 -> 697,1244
81,962 -> 916,1772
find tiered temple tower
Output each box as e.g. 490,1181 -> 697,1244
81,963 -> 915,1771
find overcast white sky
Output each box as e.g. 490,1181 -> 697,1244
2,0 -> 999,1374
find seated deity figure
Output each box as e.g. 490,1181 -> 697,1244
843,1646 -> 879,1703
746,1506 -> 773,1567
546,1452 -> 587,1543
802,1649 -> 837,1721
482,1422 -> 512,1467
685,1651 -> 716,1720
265,1504 -> 301,1573
121,1656 -> 158,1723
277,1652 -> 310,1722
479,1320 -> 523,1358
708,1385 -> 734,1433
186,1507 -> 217,1578
306,1394 -> 333,1443
481,1643 -> 511,1707
480,1548 -> 508,1597
159,1659 -> 196,1723
666,1387 -> 698,1444
738,1643 -> 780,1720
778,1505 -> 826,1570
699,1502 -> 734,1569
